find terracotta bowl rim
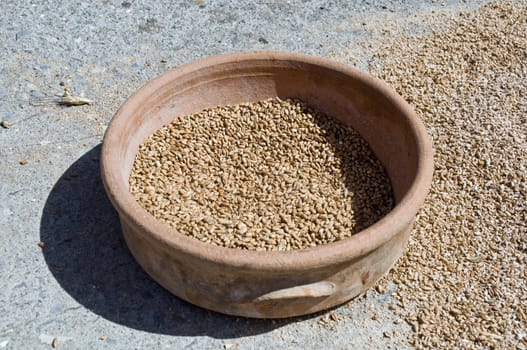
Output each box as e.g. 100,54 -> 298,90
101,50 -> 434,270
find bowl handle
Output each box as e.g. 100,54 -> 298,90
252,281 -> 336,302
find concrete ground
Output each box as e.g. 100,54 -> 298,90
0,1 -> 487,349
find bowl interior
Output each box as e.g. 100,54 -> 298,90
113,56 -> 423,206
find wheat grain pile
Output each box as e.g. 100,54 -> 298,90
130,98 -> 394,251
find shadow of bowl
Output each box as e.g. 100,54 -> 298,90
39,144 -> 287,337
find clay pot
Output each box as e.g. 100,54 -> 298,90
101,51 -> 433,318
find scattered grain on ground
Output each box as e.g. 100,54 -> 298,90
370,1 -> 526,348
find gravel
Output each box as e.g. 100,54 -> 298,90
129,98 -> 393,251
370,1 -> 527,348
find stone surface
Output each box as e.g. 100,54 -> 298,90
0,0 -> 488,349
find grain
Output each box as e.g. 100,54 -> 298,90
370,1 -> 527,348
129,97 -> 394,251
58,88 -> 92,106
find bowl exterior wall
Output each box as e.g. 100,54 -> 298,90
120,218 -> 412,318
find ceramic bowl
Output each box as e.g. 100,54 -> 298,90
101,51 -> 433,318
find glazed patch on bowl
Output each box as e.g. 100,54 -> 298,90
129,97 -> 394,251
